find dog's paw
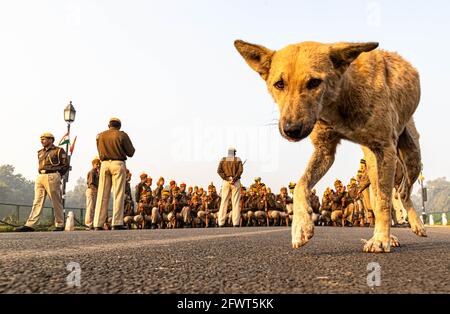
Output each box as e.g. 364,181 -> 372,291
291,213 -> 314,249
390,234 -> 400,247
410,219 -> 427,237
362,235 -> 392,253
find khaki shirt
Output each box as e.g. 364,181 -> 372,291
96,127 -> 135,161
37,145 -> 69,175
87,168 -> 99,190
310,193 -> 321,214
357,169 -> 371,193
217,157 -> 243,181
321,195 -> 332,212
244,195 -> 259,211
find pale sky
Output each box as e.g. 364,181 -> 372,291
0,0 -> 449,197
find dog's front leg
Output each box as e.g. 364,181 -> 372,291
363,145 -> 397,253
292,125 -> 340,249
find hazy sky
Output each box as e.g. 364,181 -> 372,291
0,0 -> 449,197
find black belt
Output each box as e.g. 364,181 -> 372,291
102,159 -> 125,162
39,170 -> 59,174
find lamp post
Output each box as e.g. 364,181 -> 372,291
418,167 -> 427,225
62,101 -> 76,210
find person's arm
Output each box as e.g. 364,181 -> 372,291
359,181 -> 371,193
122,132 -> 136,158
217,159 -> 227,180
96,134 -> 101,159
87,170 -> 93,188
135,184 -> 141,203
59,148 -> 70,175
233,159 -> 244,182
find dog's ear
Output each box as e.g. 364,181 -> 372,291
234,40 -> 275,80
329,42 -> 379,69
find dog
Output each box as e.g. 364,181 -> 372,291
234,40 -> 427,253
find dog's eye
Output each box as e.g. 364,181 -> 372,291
306,78 -> 322,90
274,80 -> 285,90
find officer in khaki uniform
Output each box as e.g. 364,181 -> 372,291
167,186 -> 191,228
310,189 -> 321,225
244,188 -> 259,226
330,180 -> 354,226
276,187 -> 293,226
94,118 -> 135,231
85,157 -> 100,229
134,172 -> 148,205
15,133 -> 69,232
260,186 -> 281,226
217,147 -> 243,227
320,188 -> 333,226
357,159 -> 375,227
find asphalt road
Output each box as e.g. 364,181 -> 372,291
0,226 -> 449,294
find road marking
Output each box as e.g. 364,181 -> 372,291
0,228 -> 287,261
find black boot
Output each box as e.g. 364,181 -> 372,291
14,225 -> 35,232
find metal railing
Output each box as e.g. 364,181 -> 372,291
0,202 -> 113,228
1,202 -> 448,228
425,211 -> 449,226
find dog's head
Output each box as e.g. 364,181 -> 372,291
234,40 -> 378,142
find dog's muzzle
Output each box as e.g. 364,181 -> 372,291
280,121 -> 313,142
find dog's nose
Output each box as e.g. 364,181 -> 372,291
283,122 -> 303,139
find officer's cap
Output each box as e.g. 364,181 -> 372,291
360,159 -> 366,165
109,117 -> 121,124
92,156 -> 100,166
140,172 -> 148,178
40,132 -> 55,139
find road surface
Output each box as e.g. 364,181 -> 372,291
0,226 -> 449,293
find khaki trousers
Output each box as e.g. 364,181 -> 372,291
94,160 -> 126,228
85,188 -> 97,227
143,208 -> 161,224
218,180 -> 241,226
168,206 -> 191,224
197,211 -> 213,222
26,173 -> 64,228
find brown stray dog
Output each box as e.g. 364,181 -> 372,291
234,40 -> 427,253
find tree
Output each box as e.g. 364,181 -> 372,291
65,177 -> 87,208
412,177 -> 450,214
0,165 -> 35,204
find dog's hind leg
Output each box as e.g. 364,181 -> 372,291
363,144 -> 397,253
397,119 -> 427,237
292,122 -> 340,249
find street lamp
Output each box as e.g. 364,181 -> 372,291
62,101 -> 76,211
64,101 -> 76,123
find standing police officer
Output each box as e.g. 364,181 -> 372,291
94,118 -> 135,230
217,147 -> 243,227
85,157 -> 100,230
15,133 -> 69,232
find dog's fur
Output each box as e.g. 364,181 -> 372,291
234,40 -> 426,253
